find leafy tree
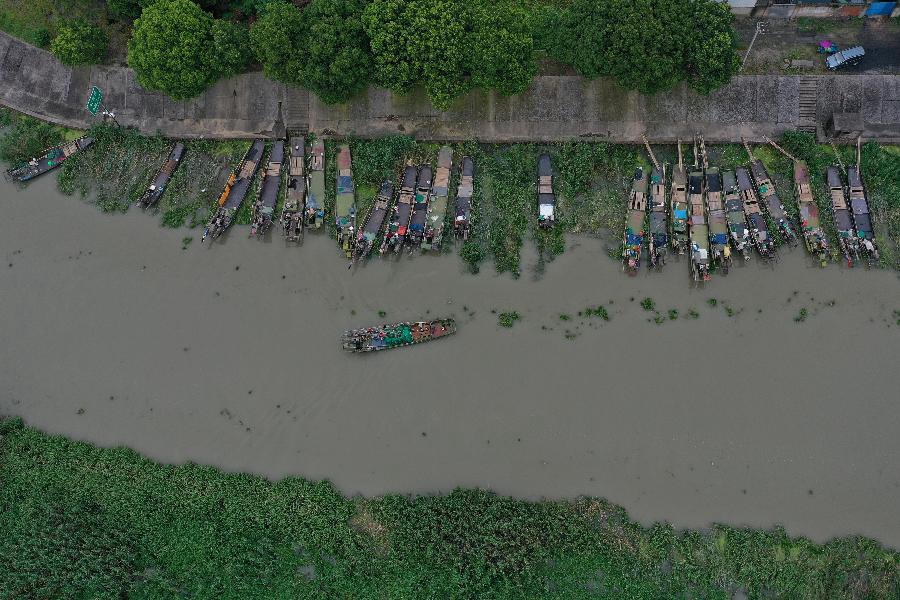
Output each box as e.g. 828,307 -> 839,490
685,0 -> 740,94
211,20 -> 251,79
250,2 -> 307,85
50,19 -> 108,66
128,0 -> 229,100
362,0 -> 420,94
469,5 -> 536,97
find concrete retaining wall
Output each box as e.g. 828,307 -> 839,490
2,31 -> 899,143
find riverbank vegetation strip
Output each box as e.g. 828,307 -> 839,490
0,417 -> 898,598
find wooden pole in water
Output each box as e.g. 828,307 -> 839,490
763,136 -> 798,163
857,135 -> 862,174
677,140 -> 683,171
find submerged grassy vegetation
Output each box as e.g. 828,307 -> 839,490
1,417 -> 898,598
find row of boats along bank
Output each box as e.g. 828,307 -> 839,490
622,135 -> 880,282
4,132 -> 880,278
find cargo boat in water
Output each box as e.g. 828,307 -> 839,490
454,157 -> 474,240
848,138 -> 879,265
422,146 -> 452,252
354,180 -> 394,261
381,164 -> 417,254
736,167 -> 777,261
826,166 -> 860,266
137,142 -> 185,209
698,138 -> 730,273
6,136 -> 94,182
642,137 -> 667,269
669,142 -> 689,256
764,137 -> 829,266
281,137 -> 306,241
537,154 -> 556,229
623,167 -> 648,275
250,140 -> 284,237
305,140 -> 326,229
335,144 -> 357,257
722,170 -> 751,261
407,164 -> 433,250
745,141 -> 798,247
342,318 -> 456,352
201,140 -> 264,242
687,142 -> 710,283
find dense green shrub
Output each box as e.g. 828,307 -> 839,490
0,114 -> 64,166
128,0 -> 241,100
50,19 -> 108,66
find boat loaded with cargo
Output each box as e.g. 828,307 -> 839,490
537,154 -> 556,229
848,137 -> 879,265
454,156 -> 474,240
137,142 -> 185,209
201,139 -> 264,242
282,137 -> 306,241
342,318 -> 456,352
250,140 -> 284,237
381,164 -> 417,254
669,142 -> 689,256
745,141 -> 798,247
305,140 -> 326,229
722,170 -> 751,261
6,136 -> 94,182
422,146 -> 452,252
736,166 -> 777,261
642,137 -> 667,270
335,144 -> 357,257
687,142 -> 710,282
765,137 -> 828,266
354,180 -> 394,261
408,164 -> 433,250
623,166 -> 648,275
826,166 -> 860,266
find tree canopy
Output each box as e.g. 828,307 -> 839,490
550,0 -> 738,95
50,19 -> 109,66
128,0 -> 245,100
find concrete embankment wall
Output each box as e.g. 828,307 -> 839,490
2,31 -> 899,142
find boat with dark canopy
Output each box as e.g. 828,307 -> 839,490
669,142 -> 689,256
736,166 -> 777,261
722,170 -> 751,261
623,167 -> 648,275
745,140 -> 798,247
201,140 -> 264,242
6,136 -> 94,182
381,164 -> 417,254
848,137 -> 879,265
250,140 -> 284,237
407,164 -> 433,250
454,157 -> 474,239
687,140 -> 710,282
335,144 -> 357,257
827,166 -> 859,266
422,146 -> 452,252
138,142 -> 185,209
281,136 -> 306,242
305,140 -> 325,229
537,154 -> 556,229
642,136 -> 667,270
342,318 -> 456,352
355,179 -> 394,261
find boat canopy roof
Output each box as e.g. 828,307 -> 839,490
538,154 -> 552,176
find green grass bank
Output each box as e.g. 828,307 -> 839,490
1,417 -> 898,599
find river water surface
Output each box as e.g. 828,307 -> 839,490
2,176 -> 899,548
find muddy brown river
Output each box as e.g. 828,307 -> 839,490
2,176 -> 899,548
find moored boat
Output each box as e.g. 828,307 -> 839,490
342,318 -> 456,352
826,166 -> 859,266
669,143 -> 689,256
381,164 -> 417,254
281,137 -> 306,241
623,167 -> 648,275
795,161 -> 829,266
747,145 -> 798,246
201,139 -> 264,242
335,144 -> 357,257
537,154 -> 556,229
250,140 -> 284,237
848,138 -> 879,265
736,167 -> 777,261
305,140 -> 326,229
422,146 -> 452,252
722,170 -> 751,261
642,137 -> 667,270
704,167 -> 731,273
687,142 -> 710,282
354,179 -> 394,261
407,164 -> 433,250
6,136 -> 94,182
454,156 -> 474,239
138,142 -> 185,209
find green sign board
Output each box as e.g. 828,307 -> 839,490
86,86 -> 103,115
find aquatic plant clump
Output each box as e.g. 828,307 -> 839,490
497,311 -> 520,328
1,418 -> 898,599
